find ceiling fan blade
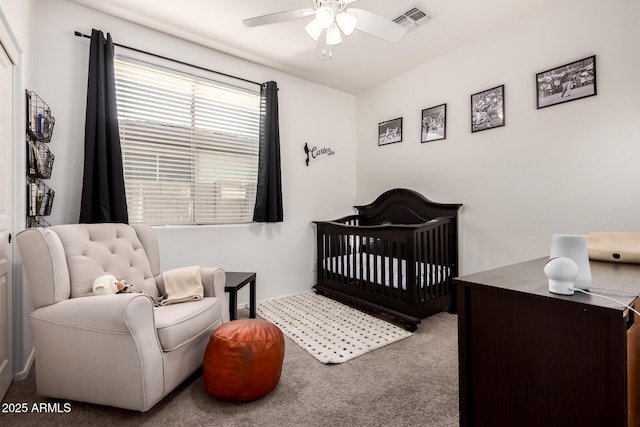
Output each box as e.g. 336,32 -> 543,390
349,8 -> 407,43
243,9 -> 315,27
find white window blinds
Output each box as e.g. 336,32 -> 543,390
114,57 -> 260,225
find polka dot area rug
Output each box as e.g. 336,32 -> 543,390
256,292 -> 413,364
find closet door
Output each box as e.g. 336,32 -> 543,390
0,39 -> 14,400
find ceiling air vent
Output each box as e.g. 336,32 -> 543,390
393,4 -> 430,31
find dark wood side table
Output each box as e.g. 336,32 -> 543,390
224,272 -> 256,321
455,257 -> 640,427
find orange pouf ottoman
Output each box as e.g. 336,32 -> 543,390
203,319 -> 285,401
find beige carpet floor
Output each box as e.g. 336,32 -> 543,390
2,308 -> 459,427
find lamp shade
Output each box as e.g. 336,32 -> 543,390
549,234 -> 592,289
336,12 -> 357,36
305,19 -> 323,41
325,24 -> 342,46
315,6 -> 335,28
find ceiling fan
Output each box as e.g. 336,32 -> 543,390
243,0 -> 407,58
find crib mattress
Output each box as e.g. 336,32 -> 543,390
323,254 -> 450,290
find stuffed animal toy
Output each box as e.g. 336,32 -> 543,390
93,274 -> 135,295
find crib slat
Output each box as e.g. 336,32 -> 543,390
373,238 -> 379,293
422,229 -> 429,301
438,227 -> 443,297
418,230 -> 426,303
415,231 -> 421,303
323,231 -> 329,281
441,223 -> 448,297
405,235 -> 416,305
392,241 -> 399,298
344,234 -> 350,285
443,222 -> 450,297
434,227 -> 446,298
329,233 -> 336,282
420,230 -> 426,303
321,231 -> 327,282
428,229 -> 433,300
429,228 -> 436,301
430,227 -> 437,299
358,234 -> 365,289
395,241 -> 402,299
392,241 -> 398,299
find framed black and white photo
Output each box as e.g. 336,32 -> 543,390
421,104 -> 446,143
378,117 -> 403,146
536,55 -> 597,109
471,85 -> 505,133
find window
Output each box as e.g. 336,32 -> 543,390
114,56 -> 260,225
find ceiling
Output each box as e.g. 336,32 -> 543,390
67,0 -> 556,94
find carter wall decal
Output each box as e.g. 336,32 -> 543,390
304,142 -> 335,166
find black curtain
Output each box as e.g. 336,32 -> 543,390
79,29 -> 128,223
253,81 -> 283,223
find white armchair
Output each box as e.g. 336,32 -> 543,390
16,223 -> 229,411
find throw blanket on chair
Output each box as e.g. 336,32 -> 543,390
161,266 -> 204,305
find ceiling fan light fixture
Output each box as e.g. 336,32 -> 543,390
315,6 -> 335,28
336,12 -> 357,36
243,1 -> 410,60
325,24 -> 342,46
305,19 -> 323,41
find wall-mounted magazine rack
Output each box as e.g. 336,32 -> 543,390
27,178 -> 55,217
26,216 -> 51,228
26,90 -> 55,227
26,91 -> 55,143
27,138 -> 55,179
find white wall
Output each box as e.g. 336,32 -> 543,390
14,0 -> 356,374
356,0 -> 640,276
0,0 -> 30,51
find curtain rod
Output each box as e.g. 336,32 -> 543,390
74,31 -> 262,87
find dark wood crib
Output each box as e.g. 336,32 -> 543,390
313,188 -> 462,331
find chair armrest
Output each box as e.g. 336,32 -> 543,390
30,293 -> 165,411
32,293 -> 158,333
201,267 -> 228,322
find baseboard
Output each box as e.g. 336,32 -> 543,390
256,290 -> 314,305
13,347 -> 34,380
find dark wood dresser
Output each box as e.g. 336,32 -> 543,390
455,257 -> 640,427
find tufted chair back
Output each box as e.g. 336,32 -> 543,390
19,223 -> 162,308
